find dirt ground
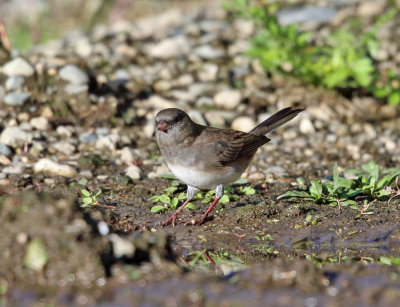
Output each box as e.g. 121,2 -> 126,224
1,0 -> 400,306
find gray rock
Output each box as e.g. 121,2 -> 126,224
30,117 -> 50,131
5,76 -> 25,91
148,36 -> 190,59
120,147 -> 134,165
196,96 -> 214,107
79,132 -> 97,143
52,141 -> 76,155
266,166 -> 289,178
64,84 -> 88,95
214,89 -> 242,110
59,65 -> 89,85
0,143 -> 12,156
125,165 -> 141,180
114,69 -> 131,82
0,127 -> 33,148
0,155 -> 11,165
194,45 -> 225,59
79,170 -> 93,179
277,6 -> 337,26
56,126 -> 73,137
357,2 -> 384,17
95,134 -> 119,151
96,127 -> 110,136
109,234 -> 135,258
4,92 -> 30,106
2,57 -> 34,77
198,63 -> 219,82
34,158 -> 77,178
2,163 -> 25,175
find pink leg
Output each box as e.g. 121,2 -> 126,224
161,198 -> 192,227
196,196 -> 221,225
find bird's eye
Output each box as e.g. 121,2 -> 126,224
174,114 -> 184,123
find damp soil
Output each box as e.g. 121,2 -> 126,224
2,167 -> 400,306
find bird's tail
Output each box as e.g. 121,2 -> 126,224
249,107 -> 304,136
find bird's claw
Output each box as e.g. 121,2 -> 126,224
160,215 -> 177,227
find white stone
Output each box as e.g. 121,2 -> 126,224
52,141 -> 76,155
5,76 -> 25,91
194,45 -> 224,59
357,2 -> 384,17
125,165 -> 141,180
299,118 -> 315,134
0,127 -> 32,148
30,117 -> 49,131
120,147 -> 134,165
34,159 -> 77,178
109,234 -> 135,258
231,116 -> 256,132
2,57 -> 34,77
95,134 -> 119,151
214,89 -> 242,110
148,36 -> 190,59
56,126 -> 73,137
198,63 -> 218,82
59,65 -> 89,85
4,92 -> 30,106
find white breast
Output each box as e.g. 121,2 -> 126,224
167,163 -> 241,190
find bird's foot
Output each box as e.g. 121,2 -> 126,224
160,214 -> 178,227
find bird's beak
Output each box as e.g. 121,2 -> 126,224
157,120 -> 168,132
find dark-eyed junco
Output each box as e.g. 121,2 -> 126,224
155,107 -> 304,226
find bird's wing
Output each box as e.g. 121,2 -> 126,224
201,128 -> 270,166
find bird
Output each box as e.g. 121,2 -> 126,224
155,107 -> 304,226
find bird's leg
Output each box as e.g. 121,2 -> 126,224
160,198 -> 191,226
160,186 -> 198,226
196,185 -> 224,225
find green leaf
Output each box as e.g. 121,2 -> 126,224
380,256 -> 392,265
323,69 -> 349,88
333,162 -> 339,191
177,192 -> 187,200
352,58 -> 374,87
377,171 -> 400,189
151,205 -> 167,213
233,178 -> 248,185
170,197 -> 178,209
391,257 -> 400,266
158,174 -> 177,179
309,180 -> 323,199
277,190 -> 312,200
81,189 -> 91,197
78,178 -> 88,185
83,197 -> 92,205
163,186 -> 178,194
159,195 -> 171,204
186,203 -> 196,210
24,239 -> 48,271
220,195 -> 230,204
94,189 -> 102,197
388,91 -> 400,106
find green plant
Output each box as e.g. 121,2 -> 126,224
278,162 -> 400,207
225,0 -> 400,105
81,189 -> 102,207
151,177 -> 257,213
150,180 -> 197,213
